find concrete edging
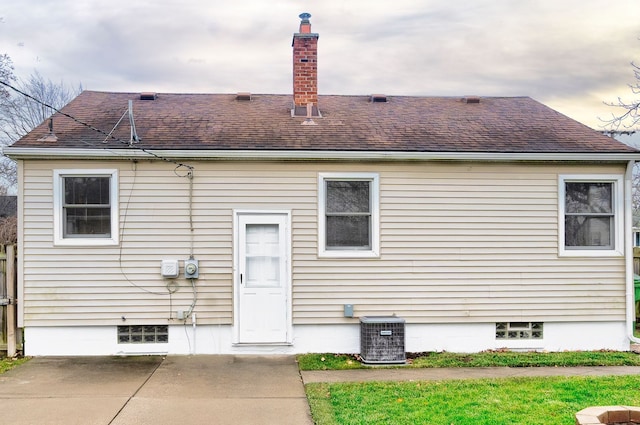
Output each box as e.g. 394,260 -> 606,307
574,406 -> 640,424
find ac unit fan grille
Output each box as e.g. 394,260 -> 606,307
360,316 -> 406,364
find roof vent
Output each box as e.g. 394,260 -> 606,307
236,92 -> 252,101
140,92 -> 157,101
370,94 -> 387,103
462,96 -> 480,104
37,118 -> 58,142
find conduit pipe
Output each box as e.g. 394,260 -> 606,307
625,160 -> 640,343
192,312 -> 197,355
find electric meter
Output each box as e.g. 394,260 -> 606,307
184,259 -> 199,279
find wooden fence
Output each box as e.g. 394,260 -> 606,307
0,245 -> 18,356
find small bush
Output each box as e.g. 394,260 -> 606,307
0,216 -> 17,244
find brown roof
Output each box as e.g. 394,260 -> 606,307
11,90 -> 638,154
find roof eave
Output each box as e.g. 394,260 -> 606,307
4,147 -> 640,162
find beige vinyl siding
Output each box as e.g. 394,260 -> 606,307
294,162 -> 626,324
19,159 -> 626,327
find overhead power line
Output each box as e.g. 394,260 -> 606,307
0,79 -> 194,172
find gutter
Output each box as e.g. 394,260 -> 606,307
626,160 -> 640,344
4,147 -> 640,162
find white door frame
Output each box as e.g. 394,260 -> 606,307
233,210 -> 292,344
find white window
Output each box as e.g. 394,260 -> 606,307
558,175 -> 623,256
318,173 -> 379,258
54,169 -> 119,246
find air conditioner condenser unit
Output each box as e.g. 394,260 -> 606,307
360,316 -> 406,365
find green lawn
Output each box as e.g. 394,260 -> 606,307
306,375 -> 640,425
300,351 -> 640,424
297,350 -> 640,370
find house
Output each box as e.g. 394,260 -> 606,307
6,14 -> 640,356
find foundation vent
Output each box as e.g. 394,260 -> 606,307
236,92 -> 252,101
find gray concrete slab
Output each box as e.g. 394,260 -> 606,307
112,355 -> 313,425
0,355 -> 313,425
0,356 -> 162,425
0,356 -> 162,396
0,398 -> 130,425
134,355 -> 306,398
112,397 -> 313,425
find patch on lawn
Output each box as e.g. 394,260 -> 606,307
0,356 -> 29,374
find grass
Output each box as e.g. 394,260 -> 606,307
297,350 -> 640,370
306,375 -> 640,425
0,356 -> 28,374
300,350 -> 640,424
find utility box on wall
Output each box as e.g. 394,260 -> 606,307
360,316 -> 406,365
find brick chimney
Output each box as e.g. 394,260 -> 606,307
292,13 -> 319,116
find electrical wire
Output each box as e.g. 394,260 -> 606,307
118,160 -> 166,296
188,170 -> 194,258
0,79 -> 194,172
1,79 -> 203,319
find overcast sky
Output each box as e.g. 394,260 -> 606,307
2,0 -> 639,129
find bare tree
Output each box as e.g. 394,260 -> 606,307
0,70 -> 81,145
603,61 -> 640,227
0,70 -> 81,191
0,53 -> 15,99
603,62 -> 640,130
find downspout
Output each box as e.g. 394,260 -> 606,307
625,160 -> 640,343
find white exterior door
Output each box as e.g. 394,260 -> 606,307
235,212 -> 290,344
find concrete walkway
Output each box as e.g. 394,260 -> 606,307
301,365 -> 640,383
0,355 -> 313,425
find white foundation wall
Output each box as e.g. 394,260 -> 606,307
24,321 -> 630,356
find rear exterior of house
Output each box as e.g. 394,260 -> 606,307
6,15 -> 640,355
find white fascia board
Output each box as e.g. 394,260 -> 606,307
4,147 -> 640,162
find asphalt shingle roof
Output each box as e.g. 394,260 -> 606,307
11,91 -> 638,154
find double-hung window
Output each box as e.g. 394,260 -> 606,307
318,173 -> 379,258
54,169 -> 119,246
558,175 -> 623,256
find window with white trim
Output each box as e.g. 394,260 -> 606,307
318,173 -> 379,257
54,169 -> 119,246
558,175 -> 623,256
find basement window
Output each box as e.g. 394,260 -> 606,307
496,322 -> 543,340
118,325 -> 168,344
